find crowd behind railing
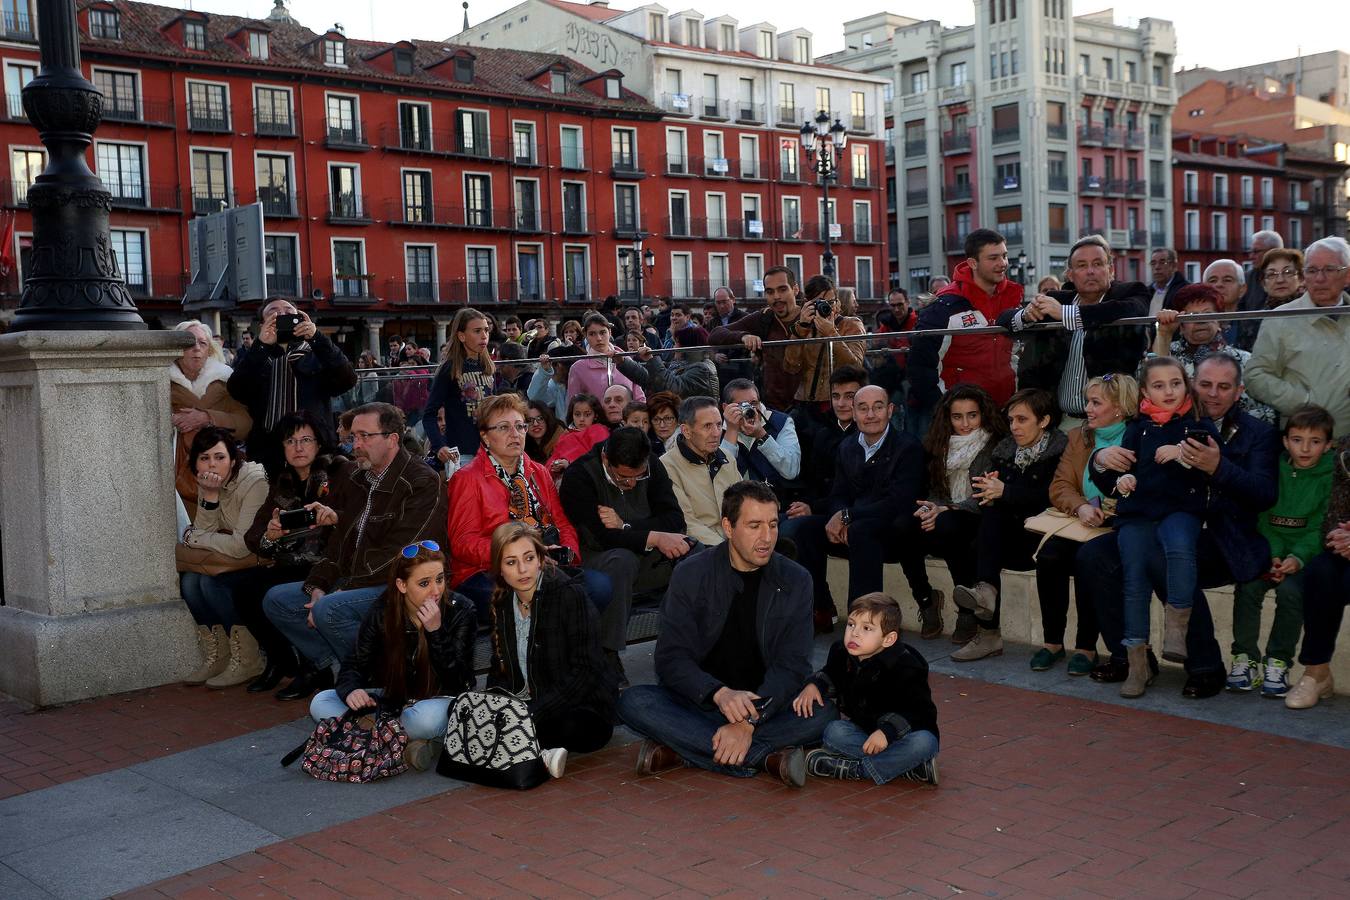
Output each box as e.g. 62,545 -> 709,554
166,226 -> 1350,788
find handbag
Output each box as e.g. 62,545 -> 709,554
175,543 -> 265,576
436,690 -> 548,790
1023,507 -> 1112,560
282,710 -> 410,783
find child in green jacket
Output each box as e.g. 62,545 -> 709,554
1227,405 -> 1336,698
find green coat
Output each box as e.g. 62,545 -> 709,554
1257,451 -> 1335,566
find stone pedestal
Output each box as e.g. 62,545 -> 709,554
0,330 -> 197,706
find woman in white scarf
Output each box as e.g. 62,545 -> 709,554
170,320 -> 252,513
894,385 -> 1004,643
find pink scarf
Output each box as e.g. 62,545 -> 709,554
1140,395 -> 1193,426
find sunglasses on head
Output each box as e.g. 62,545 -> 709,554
401,540 -> 441,558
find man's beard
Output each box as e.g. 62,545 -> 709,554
354,455 -> 372,471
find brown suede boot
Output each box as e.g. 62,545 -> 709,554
1121,644 -> 1154,699
184,625 -> 228,685
763,746 -> 806,788
1161,606 -> 1192,663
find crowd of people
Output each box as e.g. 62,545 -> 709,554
168,226 -> 1350,788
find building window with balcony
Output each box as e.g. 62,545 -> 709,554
1239,176 -> 1254,206
855,258 -> 873,298
703,131 -> 725,175
1047,203 -> 1068,244
323,38 -> 346,67
995,154 -> 1021,193
907,217 -> 928,255
615,183 -> 639,234
708,252 -> 729,290
1078,54 -> 1090,76
1102,58 -> 1114,80
1152,209 -> 1166,244
1183,171 -> 1198,204
1046,152 -> 1067,191
669,253 -> 692,297
329,164 -> 360,218
253,86 -> 292,136
781,196 -> 801,239
466,247 -> 496,303
255,153 -> 294,216
333,240 -> 367,298
779,82 -> 795,122
1214,174 -> 1229,206
665,128 -> 687,174
2,0 -> 32,37
951,62 -> 967,87
738,135 -> 759,178
1184,210 -> 1199,249
186,81 -> 228,131
456,110 -> 489,157
779,136 -> 798,182
264,235 -> 297,296
5,62 -> 34,118
402,170 -> 431,223
904,120 -> 925,158
109,230 -> 145,293
464,174 -> 492,227
405,245 -> 435,301
95,141 -> 144,204
560,126 -> 584,170
184,21 -> 206,50
563,247 -> 588,300
744,255 -> 765,297
248,31 -> 269,60
851,144 -> 869,186
1261,177 -> 1274,207
815,86 -> 830,116
399,102 -> 431,151
738,78 -> 757,121
1152,65 -> 1164,86
992,103 -> 1019,144
562,182 -> 586,233
1125,60 -> 1137,83
90,8 -> 120,40
850,91 -> 867,131
743,195 -> 763,238
1082,205 -> 1093,232
1212,212 -> 1229,250
996,206 -> 1022,244
326,94 -> 359,144
706,193 -> 727,237
517,245 -> 542,301
853,201 -> 871,243
10,147 -> 43,205
905,167 -> 926,206
612,127 -> 637,172
514,179 -> 539,231
513,122 -> 536,164
93,69 -> 138,120
190,149 -> 229,215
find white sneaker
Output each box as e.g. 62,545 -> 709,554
1261,659 -> 1292,699
1226,654 -> 1261,692
541,747 -> 568,779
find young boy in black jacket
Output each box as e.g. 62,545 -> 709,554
793,593 -> 940,785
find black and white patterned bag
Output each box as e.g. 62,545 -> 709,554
435,690 -> 549,790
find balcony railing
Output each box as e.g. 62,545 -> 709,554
385,200 -> 509,230
664,153 -> 690,175
326,192 -> 370,223
1103,127 -> 1125,147
1049,227 -> 1070,244
266,273 -> 301,298
1151,182 -> 1166,199
945,233 -> 968,252
701,98 -> 729,119
904,139 -> 926,158
944,182 -> 972,203
255,112 -> 295,137
1001,222 -> 1024,244
192,193 -> 232,216
1124,130 -> 1145,149
1048,173 -> 1068,192
101,97 -> 175,126
1126,179 -> 1146,196
730,218 -> 767,240
444,279 -> 513,305
991,127 -> 1019,145
610,152 -> 644,178
329,274 -> 378,302
850,172 -> 871,189
1080,175 -> 1105,193
777,105 -> 803,127
513,206 -> 545,232
1151,231 -> 1167,248
848,114 -> 873,134
1078,124 -> 1104,144
739,158 -> 764,180
257,190 -> 297,218
1047,122 -> 1068,141
613,217 -> 642,238
186,101 -> 230,133
700,217 -> 729,239
941,132 -> 971,153
697,155 -> 732,177
325,122 -> 370,150
661,93 -> 694,116
779,165 -> 801,183
1150,133 -> 1165,150
780,220 -> 807,241
854,223 -> 873,243
994,175 -> 1021,194
560,209 -> 588,234
3,93 -> 25,120
107,182 -> 182,212
736,103 -> 766,124
905,188 -> 928,206
663,215 -> 694,238
3,9 -> 34,38
908,236 -> 930,255
1128,229 -> 1148,247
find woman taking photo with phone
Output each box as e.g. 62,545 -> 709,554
487,521 -> 617,774
309,541 -> 477,772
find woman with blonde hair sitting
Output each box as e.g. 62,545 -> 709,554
169,319 -> 251,514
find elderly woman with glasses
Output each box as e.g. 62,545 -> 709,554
308,541 -> 477,772
446,393 -> 585,619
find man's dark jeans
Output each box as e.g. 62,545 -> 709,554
1077,530 -> 1228,674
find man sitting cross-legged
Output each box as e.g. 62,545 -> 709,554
618,480 -> 836,787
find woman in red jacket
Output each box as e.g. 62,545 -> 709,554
447,393 -> 609,620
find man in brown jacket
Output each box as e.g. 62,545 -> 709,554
261,402 -> 448,700
708,266 -> 802,411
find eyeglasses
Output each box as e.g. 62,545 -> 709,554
604,461 -> 650,486
352,430 -> 395,443
651,414 -> 677,426
524,416 -> 544,426
401,540 -> 440,558
1304,265 -> 1348,279
1263,267 -> 1299,280
486,422 -> 529,435
283,436 -> 317,448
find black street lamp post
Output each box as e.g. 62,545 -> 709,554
619,231 -> 655,301
11,0 -> 145,331
800,110 -> 848,281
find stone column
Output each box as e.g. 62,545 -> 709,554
366,318 -> 385,358
433,317 -> 453,353
0,330 -> 198,706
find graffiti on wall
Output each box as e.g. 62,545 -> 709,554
565,22 -> 635,71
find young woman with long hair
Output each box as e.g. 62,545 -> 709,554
422,307 -> 497,464
525,401 -> 565,463
308,541 -> 477,772
487,521 -> 616,773
898,384 -> 1005,643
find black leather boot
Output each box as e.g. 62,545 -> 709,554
275,661 -> 334,702
248,646 -> 299,694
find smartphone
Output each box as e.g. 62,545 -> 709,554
1184,428 -> 1211,444
275,313 -> 302,343
278,507 -> 317,530
746,696 -> 773,725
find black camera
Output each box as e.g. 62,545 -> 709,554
539,524 -> 574,565
275,313 -> 302,343
812,299 -> 833,318
278,507 -> 317,529
738,401 -> 758,422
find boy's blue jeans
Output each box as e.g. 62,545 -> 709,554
1118,512 -> 1202,647
618,684 -> 836,777
822,719 -> 939,785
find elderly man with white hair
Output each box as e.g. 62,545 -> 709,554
1247,237 -> 1350,438
1201,258 -> 1248,346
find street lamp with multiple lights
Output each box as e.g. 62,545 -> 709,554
619,232 -> 656,301
800,110 -> 848,281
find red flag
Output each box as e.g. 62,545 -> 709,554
0,211 -> 15,278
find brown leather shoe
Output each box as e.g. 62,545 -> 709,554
763,746 -> 807,788
635,740 -> 683,775
919,591 -> 945,640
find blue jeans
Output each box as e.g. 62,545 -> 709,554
180,571 -> 237,630
618,684 -> 837,777
309,689 -> 453,741
1117,512 -> 1202,647
821,719 -> 939,785
262,582 -> 384,670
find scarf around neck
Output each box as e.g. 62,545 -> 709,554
1083,420 -> 1127,505
945,429 -> 990,503
1140,395 -> 1193,426
1013,431 -> 1051,471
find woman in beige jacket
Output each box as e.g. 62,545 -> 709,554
170,320 -> 252,513
177,426 -> 270,687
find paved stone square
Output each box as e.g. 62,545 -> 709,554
1,636 -> 1348,899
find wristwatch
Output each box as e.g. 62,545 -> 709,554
840,508 -> 852,526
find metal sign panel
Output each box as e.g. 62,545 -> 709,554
185,203 -> 266,310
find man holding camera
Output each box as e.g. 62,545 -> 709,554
228,298 -> 356,475
708,266 -> 803,412
719,378 -> 800,488
782,279 -> 867,430
560,427 -> 693,686
261,403 -> 447,700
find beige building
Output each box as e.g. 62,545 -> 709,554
823,3 -> 1177,291
1177,51 -> 1350,112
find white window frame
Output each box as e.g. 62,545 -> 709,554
1184,210 -> 1200,250
398,166 -> 434,221
1240,176 -> 1254,206
262,231 -> 302,295
705,191 -> 727,238
323,38 -> 347,67
561,179 -> 587,232
667,189 -> 691,237
464,244 -> 498,294
665,126 -> 688,173
512,176 -> 542,230
613,182 -> 641,232
254,149 -> 297,210
109,226 -> 150,292
1184,261 -> 1201,282
559,124 -> 585,169
90,64 -> 143,116
9,143 -> 45,204
855,256 -> 875,297
738,133 -> 759,178
669,251 -> 693,297
323,91 -> 361,133
92,137 -> 148,202
562,244 -> 590,299
248,31 -> 269,60
515,241 -> 546,301
462,169 -> 494,226
189,144 -> 233,210
1211,212 -> 1228,251
252,83 -> 294,130
396,99 -> 434,150
512,119 -> 538,164
743,253 -> 765,297
1240,215 -> 1255,249
403,242 -> 439,301
184,78 -> 231,130
326,161 -> 364,216
1182,170 -> 1198,204
853,200 -> 872,242
1213,174 -> 1229,205
707,252 -> 730,289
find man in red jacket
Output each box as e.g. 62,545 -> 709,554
907,229 -> 1024,438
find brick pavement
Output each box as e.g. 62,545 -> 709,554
114,673 -> 1350,899
0,686 -> 301,800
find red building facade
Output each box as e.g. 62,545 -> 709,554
0,0 -> 882,349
